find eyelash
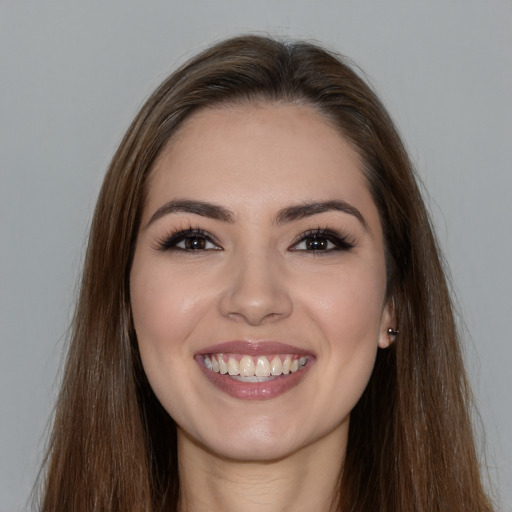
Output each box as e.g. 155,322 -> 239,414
289,228 -> 356,253
155,227 -> 221,252
155,226 -> 355,253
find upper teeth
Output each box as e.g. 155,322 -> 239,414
204,354 -> 307,378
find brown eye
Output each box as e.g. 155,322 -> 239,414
157,229 -> 221,252
290,229 -> 355,253
303,236 -> 332,251
182,236 -> 208,251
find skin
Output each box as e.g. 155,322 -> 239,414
130,103 -> 393,512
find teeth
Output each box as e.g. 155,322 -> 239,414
255,356 -> 271,377
239,355 -> 255,377
270,356 -> 282,376
231,375 -> 276,383
227,357 -> 239,376
219,355 -> 228,374
282,355 -> 291,374
204,354 -> 307,378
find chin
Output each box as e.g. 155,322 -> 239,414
181,411 -> 347,464
206,434 -> 305,463
177,414 -> 297,461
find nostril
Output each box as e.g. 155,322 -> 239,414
217,260 -> 293,324
226,310 -> 286,326
219,288 -> 293,325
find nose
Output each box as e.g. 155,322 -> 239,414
218,251 -> 293,326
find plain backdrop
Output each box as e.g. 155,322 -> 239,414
1,1 -> 511,510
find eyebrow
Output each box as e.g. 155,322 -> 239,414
145,199 -> 367,229
146,199 -> 235,228
275,200 -> 368,229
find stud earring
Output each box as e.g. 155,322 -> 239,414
387,328 -> 399,337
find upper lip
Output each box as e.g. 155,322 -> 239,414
196,340 -> 314,356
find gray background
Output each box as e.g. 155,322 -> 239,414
1,1 -> 511,510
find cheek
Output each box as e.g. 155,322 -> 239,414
130,262 -> 208,420
130,261 -> 209,407
297,263 -> 385,394
298,263 -> 386,344
299,270 -> 384,419
131,262 -> 209,352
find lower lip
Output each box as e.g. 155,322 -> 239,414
195,356 -> 314,400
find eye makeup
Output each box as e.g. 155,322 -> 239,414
154,226 -> 222,252
289,227 -> 356,253
154,224 -> 356,255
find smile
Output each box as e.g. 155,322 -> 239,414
195,341 -> 314,400
203,353 -> 309,381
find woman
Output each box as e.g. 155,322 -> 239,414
38,35 -> 493,511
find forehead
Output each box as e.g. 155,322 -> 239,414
145,103 -> 376,224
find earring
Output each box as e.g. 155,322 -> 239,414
387,327 -> 399,337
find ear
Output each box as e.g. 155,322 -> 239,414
378,299 -> 396,349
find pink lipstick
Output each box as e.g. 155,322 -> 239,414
195,341 -> 315,400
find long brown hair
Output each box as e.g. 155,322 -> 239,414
38,35 -> 493,511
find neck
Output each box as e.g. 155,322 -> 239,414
177,427 -> 346,512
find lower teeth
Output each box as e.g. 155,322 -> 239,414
230,375 -> 278,383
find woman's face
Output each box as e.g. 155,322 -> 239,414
130,103 -> 392,461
